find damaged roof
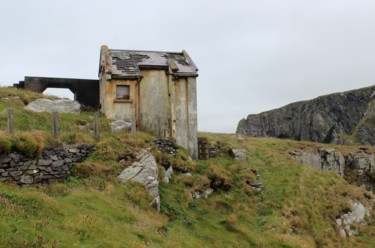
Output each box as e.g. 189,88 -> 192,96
107,49 -> 199,79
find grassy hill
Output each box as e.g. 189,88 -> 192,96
0,87 -> 374,247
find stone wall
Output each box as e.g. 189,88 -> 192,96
0,144 -> 95,185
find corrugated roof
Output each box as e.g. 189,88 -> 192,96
109,49 -> 198,78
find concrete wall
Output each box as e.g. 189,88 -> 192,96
187,77 -> 198,159
101,78 -> 137,121
173,77 -> 198,159
20,77 -> 99,109
139,70 -> 170,138
174,78 -> 189,149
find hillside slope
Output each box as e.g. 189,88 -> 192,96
237,85 -> 375,145
0,87 -> 374,247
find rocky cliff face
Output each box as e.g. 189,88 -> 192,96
237,85 -> 375,144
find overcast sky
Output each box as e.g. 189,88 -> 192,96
1,0 -> 374,132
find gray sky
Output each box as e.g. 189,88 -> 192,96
1,0 -> 374,132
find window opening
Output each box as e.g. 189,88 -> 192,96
116,85 -> 130,99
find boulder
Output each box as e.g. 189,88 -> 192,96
163,166 -> 173,183
26,98 -> 81,114
336,199 -> 372,238
191,188 -> 214,199
346,154 -> 375,172
249,182 -> 264,192
230,149 -> 246,161
118,150 -> 160,211
110,120 -> 132,132
344,153 -> 375,189
319,148 -> 345,176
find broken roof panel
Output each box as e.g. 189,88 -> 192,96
109,49 -> 198,78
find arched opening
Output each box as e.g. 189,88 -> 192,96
43,88 -> 75,100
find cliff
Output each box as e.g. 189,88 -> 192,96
237,85 -> 375,145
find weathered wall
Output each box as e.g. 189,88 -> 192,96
187,77 -> 198,159
139,70 -> 170,137
101,78 -> 137,121
0,144 -> 94,185
174,78 -> 189,149
172,77 -> 198,159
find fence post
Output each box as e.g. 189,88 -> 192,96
131,114 -> 136,134
7,108 -> 14,136
52,112 -> 59,140
94,112 -> 99,140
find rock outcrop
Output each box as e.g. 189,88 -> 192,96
290,148 -> 345,176
191,188 -> 214,199
118,150 -> 160,211
26,98 -> 81,114
237,85 -> 375,145
162,166 -> 173,183
336,199 -> 372,238
290,148 -> 375,191
230,149 -> 247,161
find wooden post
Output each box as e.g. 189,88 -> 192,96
94,112 -> 99,140
7,108 -> 14,136
131,115 -> 136,134
52,112 -> 59,140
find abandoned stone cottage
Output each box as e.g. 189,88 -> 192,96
14,45 -> 199,159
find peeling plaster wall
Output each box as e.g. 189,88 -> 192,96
173,77 -> 198,159
107,79 -> 136,121
187,77 -> 198,159
174,77 -> 189,149
139,70 -> 170,137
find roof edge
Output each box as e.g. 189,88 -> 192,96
182,50 -> 199,72
109,48 -> 183,54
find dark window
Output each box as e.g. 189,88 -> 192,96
116,85 -> 130,99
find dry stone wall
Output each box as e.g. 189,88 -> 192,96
0,144 -> 95,185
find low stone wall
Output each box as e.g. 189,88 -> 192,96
0,144 -> 95,185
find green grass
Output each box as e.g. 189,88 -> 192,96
0,87 -> 374,247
